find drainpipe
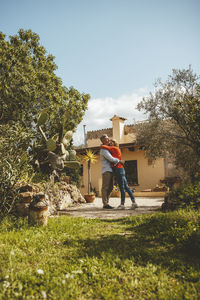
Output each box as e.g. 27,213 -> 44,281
83,125 -> 87,147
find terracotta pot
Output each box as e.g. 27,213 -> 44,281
84,194 -> 95,203
29,206 -> 49,226
111,191 -> 120,197
16,202 -> 30,217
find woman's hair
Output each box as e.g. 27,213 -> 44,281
110,139 -> 119,147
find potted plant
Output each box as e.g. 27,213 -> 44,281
111,185 -> 120,197
82,150 -> 97,203
84,192 -> 95,203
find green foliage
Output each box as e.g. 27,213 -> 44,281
37,109 -> 48,126
136,209 -> 200,255
64,130 -> 73,141
137,66 -> 200,181
46,138 -> 57,151
68,149 -> 77,161
0,124 -> 33,218
0,29 -> 90,140
64,165 -> 82,187
167,181 -> 200,209
0,210 -> 200,299
34,107 -> 81,178
31,169 -> 50,184
0,29 -> 90,219
0,28 -> 90,183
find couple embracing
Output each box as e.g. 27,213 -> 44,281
100,134 -> 138,210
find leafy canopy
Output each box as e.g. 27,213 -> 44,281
0,29 -> 90,137
136,66 -> 200,181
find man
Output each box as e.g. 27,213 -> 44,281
100,134 -> 122,209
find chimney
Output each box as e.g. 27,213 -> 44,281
110,115 -> 126,143
83,125 -> 87,147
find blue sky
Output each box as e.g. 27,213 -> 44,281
1,0 -> 200,144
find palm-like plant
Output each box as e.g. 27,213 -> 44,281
82,150 -> 97,194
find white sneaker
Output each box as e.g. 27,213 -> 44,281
130,203 -> 138,210
116,204 -> 125,210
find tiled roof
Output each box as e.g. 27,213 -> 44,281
87,128 -> 113,140
87,124 -> 137,139
124,124 -> 137,135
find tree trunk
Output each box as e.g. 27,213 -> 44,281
88,160 -> 91,193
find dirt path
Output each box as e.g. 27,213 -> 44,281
57,197 -> 164,219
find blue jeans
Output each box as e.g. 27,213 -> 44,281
113,167 -> 135,205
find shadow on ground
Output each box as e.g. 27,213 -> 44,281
62,214 -> 200,280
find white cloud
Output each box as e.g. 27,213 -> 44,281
73,89 -> 148,146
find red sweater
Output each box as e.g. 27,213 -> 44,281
101,145 -> 124,168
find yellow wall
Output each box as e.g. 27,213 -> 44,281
122,148 -> 165,191
79,152 -> 102,195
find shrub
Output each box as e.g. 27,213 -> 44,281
63,162 -> 82,187
0,124 -> 33,219
135,209 -> 200,255
165,181 -> 200,210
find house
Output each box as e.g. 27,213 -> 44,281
76,115 -> 176,196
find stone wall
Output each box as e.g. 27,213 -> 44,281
15,182 -> 86,217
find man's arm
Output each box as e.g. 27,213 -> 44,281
100,149 -> 119,164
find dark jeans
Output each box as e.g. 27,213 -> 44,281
113,167 -> 135,205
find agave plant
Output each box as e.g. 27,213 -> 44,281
82,150 -> 97,194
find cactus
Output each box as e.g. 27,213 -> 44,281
64,161 -> 80,169
60,143 -> 69,158
36,109 -> 79,175
64,130 -> 73,140
46,139 -> 57,151
37,109 -> 48,126
62,137 -> 70,147
68,149 -> 76,161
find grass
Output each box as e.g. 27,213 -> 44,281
0,209 -> 200,299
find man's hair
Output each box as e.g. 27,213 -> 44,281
100,134 -> 109,143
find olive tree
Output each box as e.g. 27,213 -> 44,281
136,67 -> 200,181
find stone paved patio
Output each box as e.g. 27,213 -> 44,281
57,196 -> 164,219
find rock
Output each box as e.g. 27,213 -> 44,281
43,182 -> 85,215
18,184 -> 33,193
32,192 -> 45,202
57,194 -> 72,210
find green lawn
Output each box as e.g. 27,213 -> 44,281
0,209 -> 200,299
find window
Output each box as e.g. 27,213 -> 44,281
80,164 -> 83,176
124,160 -> 138,185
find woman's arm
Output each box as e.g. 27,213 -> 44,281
100,145 -> 112,150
